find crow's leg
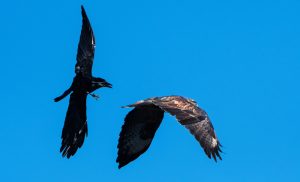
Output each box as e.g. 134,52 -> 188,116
89,93 -> 100,100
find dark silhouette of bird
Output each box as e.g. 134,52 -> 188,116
54,5 -> 112,158
116,96 -> 222,168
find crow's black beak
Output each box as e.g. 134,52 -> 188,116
101,82 -> 112,88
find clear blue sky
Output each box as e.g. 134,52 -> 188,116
1,0 -> 299,181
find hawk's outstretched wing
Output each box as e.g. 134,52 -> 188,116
117,105 -> 164,168
75,5 -> 95,78
150,96 -> 222,161
60,92 -> 88,158
117,96 -> 221,168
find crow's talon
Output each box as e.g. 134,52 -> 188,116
89,93 -> 100,100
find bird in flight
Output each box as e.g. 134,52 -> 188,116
54,5 -> 112,158
117,96 -> 222,168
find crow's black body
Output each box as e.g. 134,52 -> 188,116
54,6 -> 112,158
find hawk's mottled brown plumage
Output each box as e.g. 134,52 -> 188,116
117,96 -> 222,168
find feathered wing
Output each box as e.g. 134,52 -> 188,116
75,5 -> 95,78
117,105 -> 164,168
60,92 -> 88,158
150,96 -> 222,161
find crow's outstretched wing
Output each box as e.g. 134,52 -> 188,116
60,92 -> 88,158
150,96 -> 222,161
75,5 -> 95,78
117,105 -> 164,168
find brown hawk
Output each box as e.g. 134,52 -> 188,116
117,96 -> 222,168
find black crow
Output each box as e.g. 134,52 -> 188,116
54,5 -> 112,158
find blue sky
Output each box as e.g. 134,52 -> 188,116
1,0 -> 300,181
